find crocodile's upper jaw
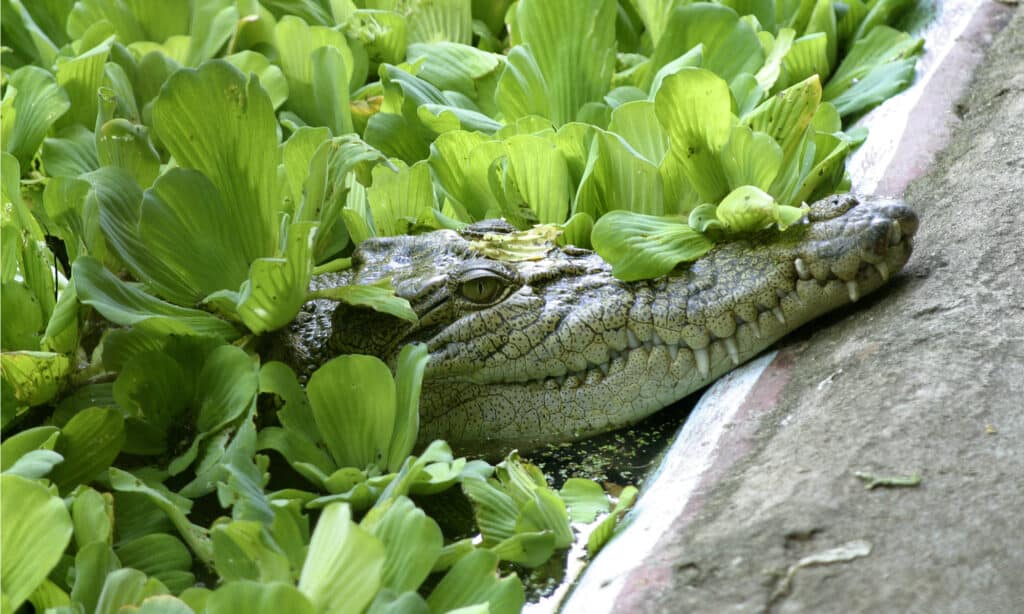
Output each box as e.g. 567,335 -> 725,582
300,195 -> 917,453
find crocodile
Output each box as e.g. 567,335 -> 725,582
284,194 -> 917,453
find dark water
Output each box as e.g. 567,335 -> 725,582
529,390 -> 702,490
516,389 -> 704,606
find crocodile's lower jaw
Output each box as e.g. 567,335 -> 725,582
419,234 -> 913,454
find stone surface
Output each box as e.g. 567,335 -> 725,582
609,6 -> 1024,613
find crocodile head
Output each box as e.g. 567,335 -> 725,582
291,194 -> 917,453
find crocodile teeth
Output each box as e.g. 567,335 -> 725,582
668,344 -> 679,360
794,257 -> 811,280
847,280 -> 860,302
694,347 -> 710,378
772,306 -> 786,324
626,329 -> 641,349
598,363 -> 610,376
652,331 -> 664,346
889,224 -> 902,246
874,261 -> 890,281
748,320 -> 761,338
724,337 -> 740,365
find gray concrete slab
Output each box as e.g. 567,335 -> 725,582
573,4 -> 1024,613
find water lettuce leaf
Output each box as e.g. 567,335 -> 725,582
0,425 -> 60,469
309,281 -> 417,323
69,541 -> 120,613
108,467 -> 214,566
349,9 -> 408,68
302,134 -> 391,259
407,0 -> 473,45
230,220 -> 318,334
1,448 -> 62,480
298,502 -> 385,614
716,185 -> 808,232
516,487 -> 574,549
575,129 -> 665,218
55,38 -> 112,129
629,0 -> 679,46
559,478 -> 612,523
70,487 -> 113,551
2,65 -> 71,169
307,354 -> 396,471
461,474 -> 521,547
362,496 -> 443,593
607,100 -> 668,165
500,0 -> 616,126
742,75 -> 822,169
780,32 -> 830,91
72,256 -> 240,339
223,51 -> 289,110
388,343 -> 429,472
586,485 -> 638,557
804,0 -> 839,73
138,169 -> 254,301
184,1 -> 237,67
406,41 -> 502,105
755,27 -> 796,91
428,130 -> 505,221
137,595 -> 203,614
824,26 -> 922,117
366,161 -> 437,236
151,60 -> 280,265
592,211 -> 714,281
852,0 -> 918,43
721,125 -> 784,192
0,474 -> 74,612
93,567 -> 151,614
655,68 -> 733,204
645,4 -> 764,91
50,406 -> 125,493
498,134 -> 574,225
460,454 -> 575,566
41,124 -> 100,179
212,520 -> 292,583
0,351 -> 72,407
116,533 -> 195,593
206,581 -> 314,614
96,117 -> 161,189
1,0 -> 62,67
282,126 -> 333,212
427,549 -> 525,614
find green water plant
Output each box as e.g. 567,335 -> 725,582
2,0 -> 923,611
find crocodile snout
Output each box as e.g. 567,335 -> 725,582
792,197 -> 916,304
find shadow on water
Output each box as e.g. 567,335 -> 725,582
510,388 -> 706,606
528,389 -> 705,490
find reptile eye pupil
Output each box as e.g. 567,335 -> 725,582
460,274 -> 505,303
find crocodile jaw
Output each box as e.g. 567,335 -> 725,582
416,196 -> 917,452
300,194 -> 917,453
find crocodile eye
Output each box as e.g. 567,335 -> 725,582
457,271 -> 509,304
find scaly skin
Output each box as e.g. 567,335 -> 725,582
283,195 -> 917,453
